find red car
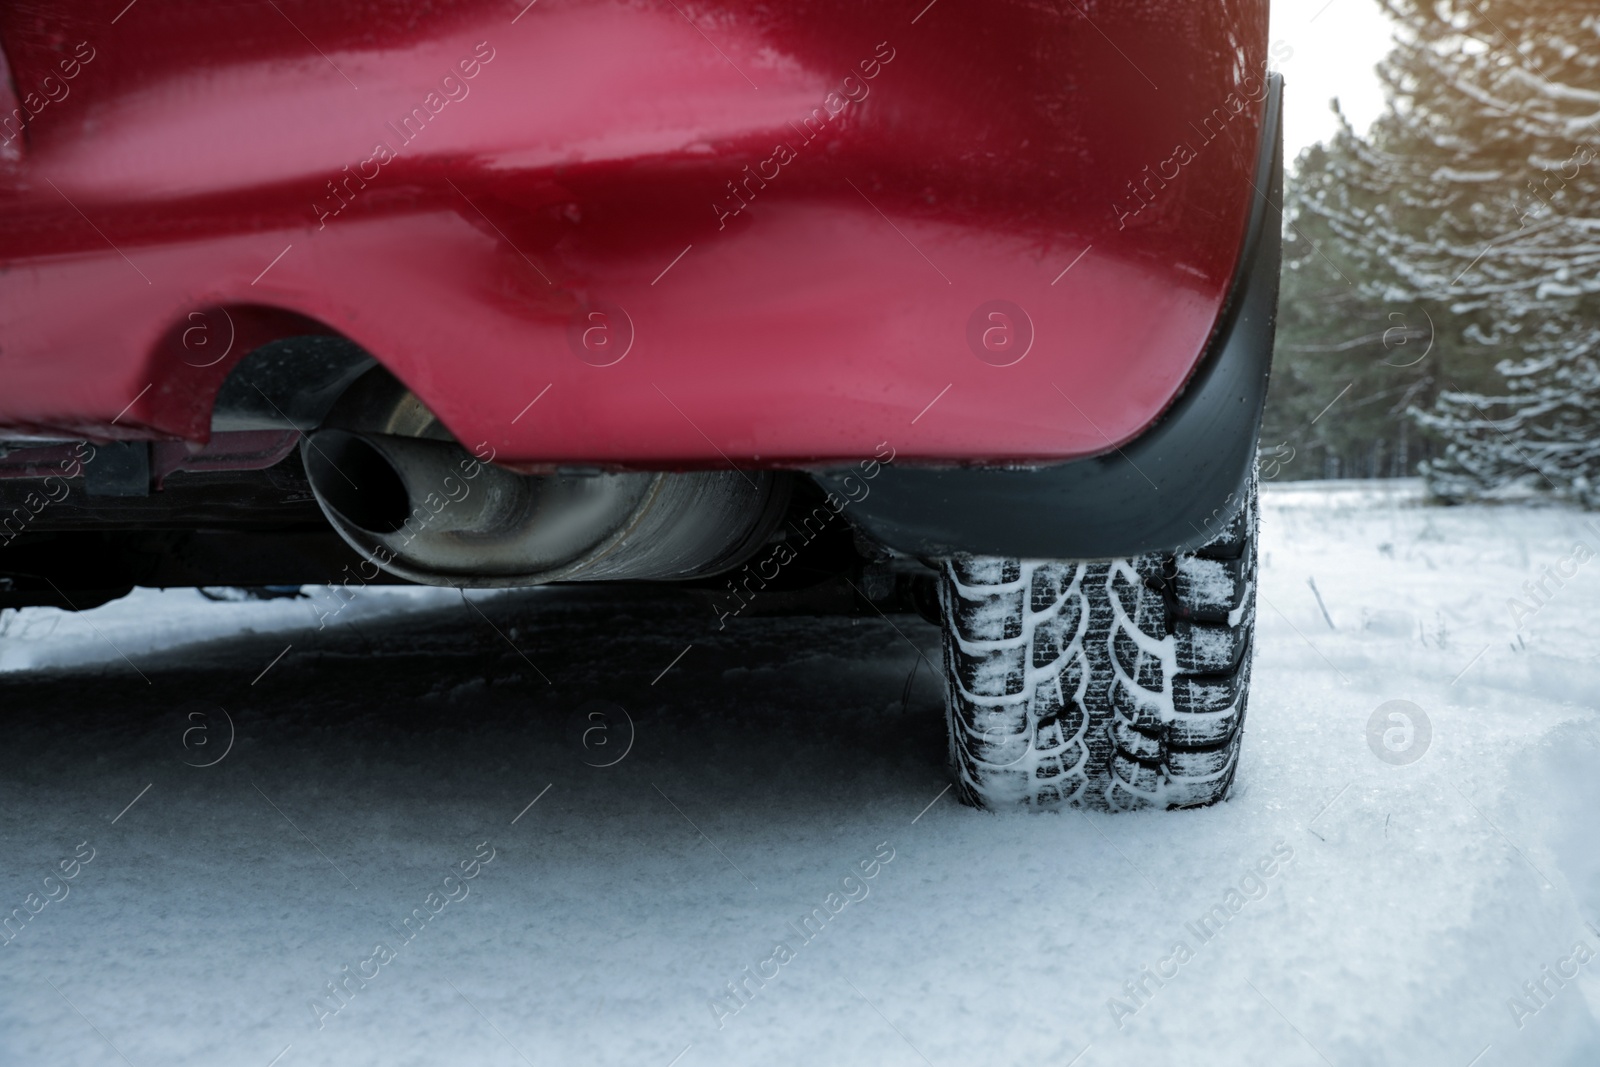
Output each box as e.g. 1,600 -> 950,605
0,1 -> 1278,811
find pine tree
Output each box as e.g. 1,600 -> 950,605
1288,0 -> 1600,503
1266,123 -> 1438,481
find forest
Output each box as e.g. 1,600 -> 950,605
1263,0 -> 1600,505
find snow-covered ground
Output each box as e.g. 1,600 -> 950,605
1,479 -> 1597,1067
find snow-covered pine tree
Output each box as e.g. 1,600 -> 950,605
1268,122 -> 1436,480
1293,0 -> 1600,503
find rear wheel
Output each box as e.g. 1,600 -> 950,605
936,481 -> 1257,811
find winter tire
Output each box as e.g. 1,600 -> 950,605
937,480 -> 1257,811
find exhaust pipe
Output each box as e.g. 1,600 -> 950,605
301,427 -> 788,588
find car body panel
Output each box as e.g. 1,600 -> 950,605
0,0 -> 1270,468
817,75 -> 1283,560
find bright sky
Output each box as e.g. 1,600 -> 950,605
1269,0 -> 1396,161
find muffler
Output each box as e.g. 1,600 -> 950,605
300,427 -> 788,587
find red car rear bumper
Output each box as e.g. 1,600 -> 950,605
820,75 -> 1282,559
0,0 -> 1270,470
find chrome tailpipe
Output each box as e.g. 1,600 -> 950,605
299,383 -> 787,586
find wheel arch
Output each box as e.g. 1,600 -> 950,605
135,302 -> 381,439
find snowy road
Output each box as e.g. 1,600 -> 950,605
2,480 -> 1598,1067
